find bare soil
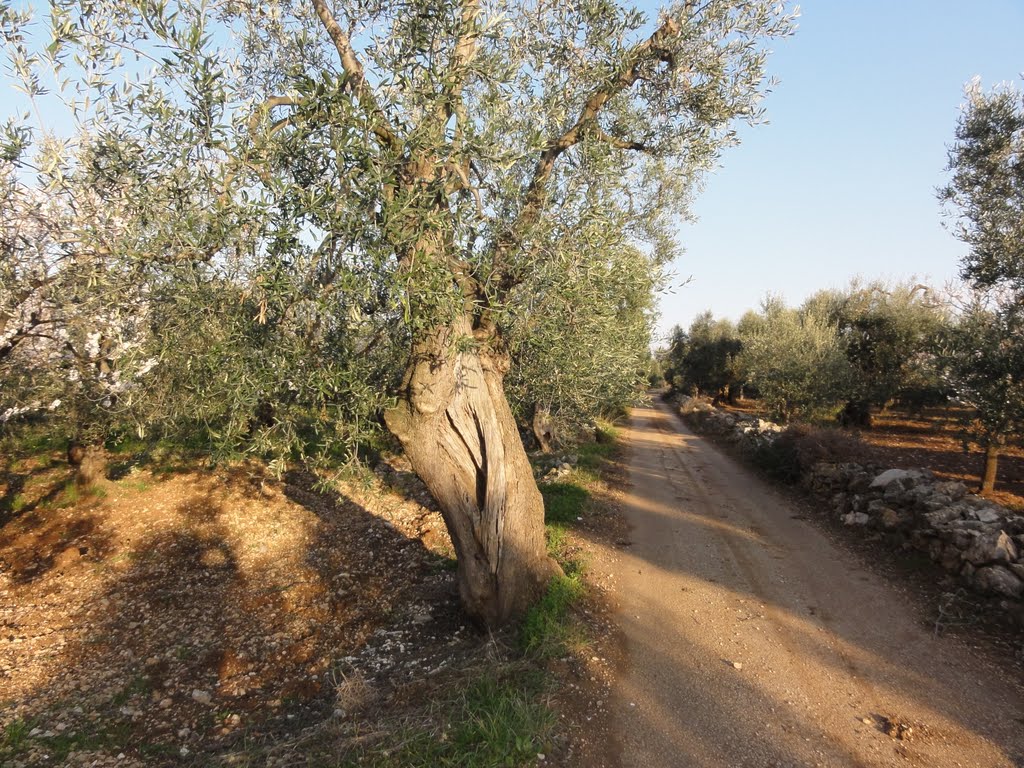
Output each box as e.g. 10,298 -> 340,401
0,440 -> 634,767
0,450 -> 503,767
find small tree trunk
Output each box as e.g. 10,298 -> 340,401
980,442 -> 999,493
837,399 -> 872,429
385,321 -> 561,628
532,404 -> 554,453
68,441 -> 107,488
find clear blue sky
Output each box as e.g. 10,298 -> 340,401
649,0 -> 1024,342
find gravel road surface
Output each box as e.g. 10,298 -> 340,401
610,399 -> 1024,767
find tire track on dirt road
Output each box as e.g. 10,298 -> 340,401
606,399 -> 1024,767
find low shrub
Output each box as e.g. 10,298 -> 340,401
753,424 -> 872,483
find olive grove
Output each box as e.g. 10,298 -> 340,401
1,0 -> 794,625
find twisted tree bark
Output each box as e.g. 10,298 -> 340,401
385,320 -> 560,627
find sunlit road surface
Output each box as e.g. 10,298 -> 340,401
609,399 -> 1024,768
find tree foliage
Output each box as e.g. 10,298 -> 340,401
736,298 -> 852,423
805,280 -> 948,422
504,239 -> 660,443
1,0 -> 794,451
939,78 -> 1024,490
1,0 -> 795,623
936,293 -> 1024,491
941,78 -> 1024,293
662,311 -> 742,399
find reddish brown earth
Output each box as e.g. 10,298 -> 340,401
0,454 -> 481,767
0,444 -> 629,767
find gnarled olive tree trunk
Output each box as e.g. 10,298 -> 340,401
384,320 -> 561,628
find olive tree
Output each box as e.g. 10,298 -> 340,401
939,79 -> 1024,491
941,78 -> 1024,292
737,298 -> 852,423
936,293 -> 1024,493
804,280 -> 948,426
3,0 -> 794,626
679,311 -> 742,401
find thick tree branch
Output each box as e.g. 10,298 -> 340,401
521,17 -> 680,219
485,16 -> 683,302
309,0 -> 400,151
593,127 -> 648,152
247,95 -> 298,136
439,0 -> 480,124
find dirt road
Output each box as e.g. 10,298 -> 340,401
608,399 -> 1024,767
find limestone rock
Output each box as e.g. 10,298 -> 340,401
933,480 -> 968,500
972,566 -> 1024,599
848,472 -> 874,494
962,530 -> 1018,566
923,507 -> 962,528
191,689 -> 212,705
969,507 -> 1002,524
869,469 -> 924,490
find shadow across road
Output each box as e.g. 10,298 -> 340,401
594,400 -> 1024,768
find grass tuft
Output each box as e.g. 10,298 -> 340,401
540,483 -> 589,525
1,719 -> 32,758
55,482 -> 81,508
341,670 -> 554,768
520,572 -> 586,658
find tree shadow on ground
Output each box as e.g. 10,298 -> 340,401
0,467 -> 473,767
579,402 -> 1024,767
0,456 -> 75,527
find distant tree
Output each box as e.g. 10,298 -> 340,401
941,78 -> 1024,293
804,280 -> 948,426
680,311 -> 742,401
939,79 -> 1024,491
737,299 -> 852,423
662,324 -> 690,391
936,294 -> 1024,492
0,156 -> 158,482
660,313 -> 742,400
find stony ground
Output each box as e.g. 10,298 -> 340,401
0,443 -> 628,768
6,408 -> 1024,768
0,451 -> 481,767
724,399 -> 1024,511
862,408 -> 1024,512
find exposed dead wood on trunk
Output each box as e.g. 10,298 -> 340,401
532,404 -> 554,453
68,442 -> 107,488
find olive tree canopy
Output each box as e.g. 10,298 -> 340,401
1,0 -> 794,625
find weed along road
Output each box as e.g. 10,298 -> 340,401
607,399 -> 1024,767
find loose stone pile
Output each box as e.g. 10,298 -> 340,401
673,395 -> 1024,623
675,395 -> 784,452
